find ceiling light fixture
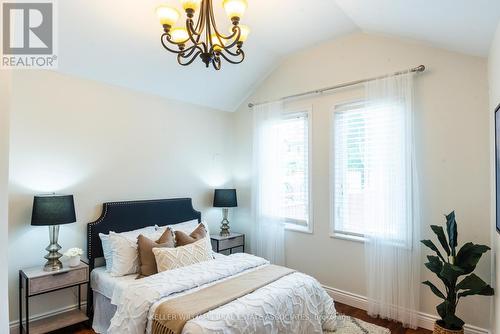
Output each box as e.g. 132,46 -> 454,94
156,0 -> 249,70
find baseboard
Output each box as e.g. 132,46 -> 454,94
322,285 -> 490,334
9,302 -> 87,334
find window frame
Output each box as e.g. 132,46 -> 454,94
280,106 -> 313,234
330,101 -> 368,242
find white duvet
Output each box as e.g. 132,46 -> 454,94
107,253 -> 336,334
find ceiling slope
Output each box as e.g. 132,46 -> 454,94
55,1 -> 500,111
335,0 -> 500,57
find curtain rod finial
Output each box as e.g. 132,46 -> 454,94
413,65 -> 425,72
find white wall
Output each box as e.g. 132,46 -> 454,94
232,33 -> 492,329
8,70 -> 234,324
1,70 -> 11,333
488,21 -> 500,334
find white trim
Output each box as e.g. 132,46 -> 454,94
330,232 -> 366,243
9,302 -> 87,334
322,285 -> 490,334
285,223 -> 312,234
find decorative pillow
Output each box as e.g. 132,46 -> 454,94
175,223 -> 207,246
137,228 -> 175,278
99,226 -> 156,273
158,220 -> 213,252
153,237 -> 213,272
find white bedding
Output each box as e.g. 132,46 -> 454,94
91,267 -> 137,299
100,253 -> 336,334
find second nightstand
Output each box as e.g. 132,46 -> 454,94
19,261 -> 89,334
211,232 -> 245,255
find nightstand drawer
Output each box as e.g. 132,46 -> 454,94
218,235 -> 244,250
29,266 -> 88,295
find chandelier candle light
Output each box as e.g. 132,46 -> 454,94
156,0 -> 249,70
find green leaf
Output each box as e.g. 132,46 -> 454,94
422,280 -> 446,299
458,285 -> 494,298
421,239 -> 446,262
455,242 -> 490,275
440,262 -> 464,284
456,273 -> 495,298
445,211 -> 458,256
443,314 -> 465,330
436,300 -> 450,320
437,300 -> 464,330
456,273 -> 487,291
425,256 -> 443,275
431,225 -> 451,257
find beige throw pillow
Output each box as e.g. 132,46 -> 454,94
175,223 -> 207,246
153,237 -> 213,272
137,228 -> 175,278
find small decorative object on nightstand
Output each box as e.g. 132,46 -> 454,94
19,261 -> 89,334
213,189 -> 237,236
31,194 -> 77,271
211,232 -> 245,255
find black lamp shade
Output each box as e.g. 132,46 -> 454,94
31,195 -> 76,226
213,189 -> 237,208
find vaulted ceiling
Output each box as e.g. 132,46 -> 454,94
57,0 -> 500,111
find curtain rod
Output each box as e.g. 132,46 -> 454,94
248,64 -> 426,108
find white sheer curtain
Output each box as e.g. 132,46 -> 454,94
363,73 -> 421,328
251,101 -> 286,265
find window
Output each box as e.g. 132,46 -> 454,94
273,110 -> 311,230
332,101 -> 406,240
332,103 -> 366,238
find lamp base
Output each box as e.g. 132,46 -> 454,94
219,208 -> 230,237
43,225 -> 63,271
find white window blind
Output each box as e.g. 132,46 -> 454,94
273,112 -> 310,226
332,101 -> 405,239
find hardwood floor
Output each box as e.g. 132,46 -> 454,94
335,303 -> 432,334
50,302 -> 432,334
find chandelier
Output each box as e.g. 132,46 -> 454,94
156,0 -> 250,70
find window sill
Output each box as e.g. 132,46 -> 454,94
330,232 -> 366,243
285,223 -> 312,234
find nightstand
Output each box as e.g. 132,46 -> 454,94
19,261 -> 89,334
210,232 -> 245,255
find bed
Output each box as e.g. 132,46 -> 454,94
87,198 -> 337,334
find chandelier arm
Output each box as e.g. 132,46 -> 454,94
219,26 -> 241,50
220,45 -> 244,57
212,56 -> 221,70
178,44 -> 203,59
218,48 -> 245,64
161,34 -> 193,54
177,50 -> 202,66
187,19 -> 202,45
205,0 -> 214,53
208,4 -> 239,42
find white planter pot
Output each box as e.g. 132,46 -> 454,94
68,255 -> 80,267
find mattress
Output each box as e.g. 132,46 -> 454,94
90,266 -> 138,299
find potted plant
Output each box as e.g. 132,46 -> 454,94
64,247 -> 83,267
421,211 -> 494,334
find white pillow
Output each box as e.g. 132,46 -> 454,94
153,237 -> 213,272
157,220 -> 212,251
99,226 -> 156,275
98,233 -> 113,272
156,219 -> 199,234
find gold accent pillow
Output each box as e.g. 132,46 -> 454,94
137,228 -> 175,278
153,237 -> 213,272
175,223 -> 207,246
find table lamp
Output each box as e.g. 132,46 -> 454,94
213,189 -> 237,236
31,194 -> 76,271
